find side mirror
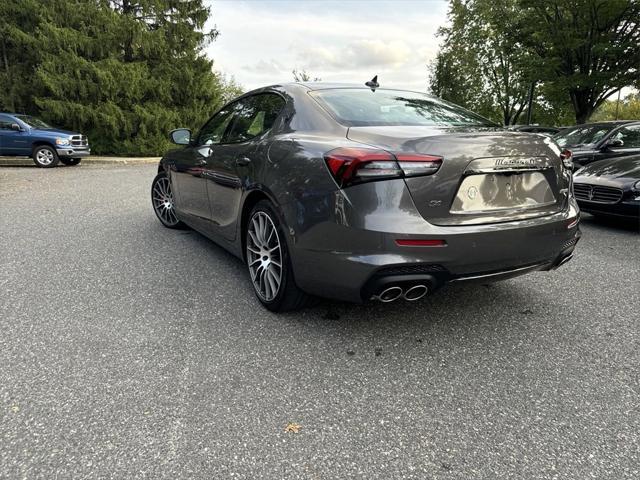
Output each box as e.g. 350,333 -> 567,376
606,138 -> 624,149
169,128 -> 191,145
11,123 -> 22,131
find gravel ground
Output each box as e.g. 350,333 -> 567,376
1,164 -> 638,479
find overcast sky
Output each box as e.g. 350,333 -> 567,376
205,0 -> 449,91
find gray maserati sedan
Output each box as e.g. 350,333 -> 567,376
151,82 -> 581,311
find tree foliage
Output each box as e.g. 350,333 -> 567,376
521,0 -> 640,124
0,0 -> 240,155
591,92 -> 640,121
430,0 -> 640,125
292,69 -> 321,82
430,0 -> 536,125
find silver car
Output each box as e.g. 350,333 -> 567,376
151,83 -> 581,311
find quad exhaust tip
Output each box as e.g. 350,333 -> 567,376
403,284 -> 429,301
375,284 -> 429,302
378,286 -> 403,302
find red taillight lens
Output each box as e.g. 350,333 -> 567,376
324,147 -> 442,188
560,149 -> 573,169
395,239 -> 447,247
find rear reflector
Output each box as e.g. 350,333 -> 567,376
324,147 -> 442,188
566,217 -> 579,229
395,239 -> 447,247
560,149 -> 573,169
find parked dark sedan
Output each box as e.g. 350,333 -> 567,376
509,125 -> 561,135
553,120 -> 640,168
151,83 -> 580,311
573,155 -> 640,220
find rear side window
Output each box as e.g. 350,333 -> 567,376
310,89 -> 496,127
224,93 -> 285,143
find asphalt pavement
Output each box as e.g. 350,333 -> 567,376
1,164 -> 638,479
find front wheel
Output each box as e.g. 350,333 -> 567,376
60,158 -> 81,166
32,145 -> 59,168
245,200 -> 312,312
151,172 -> 186,229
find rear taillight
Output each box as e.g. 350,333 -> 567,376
560,149 -> 573,169
324,147 -> 442,188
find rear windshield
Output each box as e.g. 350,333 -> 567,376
553,125 -> 616,148
310,89 -> 497,127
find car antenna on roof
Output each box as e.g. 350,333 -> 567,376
365,75 -> 379,91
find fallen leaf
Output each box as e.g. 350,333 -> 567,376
285,422 -> 301,433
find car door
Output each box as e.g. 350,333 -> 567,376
171,106 -> 235,220
0,115 -> 30,156
595,124 -> 640,161
204,93 -> 286,241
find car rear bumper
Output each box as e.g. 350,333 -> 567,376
288,207 -> 581,303
56,147 -> 90,158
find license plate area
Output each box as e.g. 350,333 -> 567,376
450,172 -> 556,214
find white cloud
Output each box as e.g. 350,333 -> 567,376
205,0 -> 448,92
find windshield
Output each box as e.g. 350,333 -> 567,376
15,115 -> 51,129
553,125 -> 616,148
310,89 -> 498,127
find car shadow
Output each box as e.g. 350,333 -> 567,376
180,222 -> 543,341
580,212 -> 639,233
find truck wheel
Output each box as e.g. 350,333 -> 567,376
33,145 -> 59,168
60,158 -> 81,166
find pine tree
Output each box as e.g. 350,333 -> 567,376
1,0 -> 238,155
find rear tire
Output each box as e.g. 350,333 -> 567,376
151,172 -> 187,229
245,200 -> 312,312
60,158 -> 81,166
32,145 -> 59,168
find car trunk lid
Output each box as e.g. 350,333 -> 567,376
347,126 -> 569,226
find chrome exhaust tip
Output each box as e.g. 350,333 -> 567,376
403,284 -> 429,301
377,286 -> 403,303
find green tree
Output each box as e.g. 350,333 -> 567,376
591,92 -> 640,121
0,0 -> 240,155
521,0 -> 640,124
429,0 -> 536,125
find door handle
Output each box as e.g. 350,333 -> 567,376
236,157 -> 251,167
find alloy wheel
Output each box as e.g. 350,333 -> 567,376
246,211 -> 283,302
152,176 -> 179,226
37,149 -> 55,166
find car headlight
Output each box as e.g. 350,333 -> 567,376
55,137 -> 70,146
633,180 -> 640,192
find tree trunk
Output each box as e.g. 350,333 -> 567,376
570,89 -> 597,124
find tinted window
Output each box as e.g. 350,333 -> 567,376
610,125 -> 640,148
553,124 -> 616,148
0,115 -> 14,130
310,89 -> 496,127
224,93 -> 285,143
15,115 -> 50,129
195,107 -> 235,146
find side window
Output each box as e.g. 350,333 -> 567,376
195,107 -> 235,146
224,93 -> 285,144
612,126 -> 640,148
0,115 -> 14,130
